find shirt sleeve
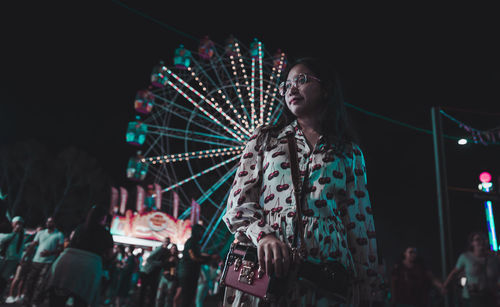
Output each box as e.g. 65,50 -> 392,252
342,144 -> 382,300
33,231 -> 41,243
223,127 -> 275,246
0,233 -> 14,244
58,232 -> 65,246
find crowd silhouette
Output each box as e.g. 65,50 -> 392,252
1,210 -> 499,306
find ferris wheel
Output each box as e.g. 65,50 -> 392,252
125,36 -> 287,251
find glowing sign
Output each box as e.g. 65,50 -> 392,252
479,172 -> 492,183
110,209 -> 192,247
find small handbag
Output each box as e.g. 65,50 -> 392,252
219,243 -> 287,300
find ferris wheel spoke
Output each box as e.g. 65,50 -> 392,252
211,47 -> 252,127
270,105 -> 283,125
226,56 -> 252,128
151,95 -> 235,139
263,54 -> 286,126
232,42 -> 255,127
161,154 -> 240,194
141,132 -> 164,157
209,60 -> 248,129
147,130 -> 236,147
195,165 -> 237,206
178,165 -> 237,220
189,56 -> 248,130
200,190 -> 228,242
165,79 -> 247,142
257,42 -> 265,127
143,146 -> 244,165
201,206 -> 227,250
146,124 -> 240,143
165,69 -> 251,138
250,57 -> 257,130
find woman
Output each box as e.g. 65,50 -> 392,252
390,246 -> 445,307
444,231 -> 500,307
115,245 -> 138,307
157,244 -> 179,307
47,205 -> 114,307
223,57 -> 382,306
175,224 -> 212,307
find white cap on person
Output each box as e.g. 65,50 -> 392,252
12,216 -> 24,224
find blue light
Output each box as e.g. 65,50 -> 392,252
485,200 -> 498,251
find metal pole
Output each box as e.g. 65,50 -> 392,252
431,106 -> 454,307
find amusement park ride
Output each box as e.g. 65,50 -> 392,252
115,36 -> 288,254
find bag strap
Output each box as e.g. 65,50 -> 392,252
286,133 -> 305,249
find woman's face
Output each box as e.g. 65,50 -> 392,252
284,64 -> 324,118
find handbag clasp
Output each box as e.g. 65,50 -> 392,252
238,260 -> 256,285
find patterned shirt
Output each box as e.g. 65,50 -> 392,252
224,120 -> 381,299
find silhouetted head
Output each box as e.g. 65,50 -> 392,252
191,224 -> 204,240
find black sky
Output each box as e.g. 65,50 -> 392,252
1,2 -> 499,274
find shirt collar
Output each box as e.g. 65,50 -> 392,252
277,120 -> 301,139
277,120 -> 327,147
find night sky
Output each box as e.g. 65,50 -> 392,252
1,2 -> 499,275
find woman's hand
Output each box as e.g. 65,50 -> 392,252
257,234 -> 290,278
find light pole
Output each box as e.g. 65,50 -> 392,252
431,106 -> 454,307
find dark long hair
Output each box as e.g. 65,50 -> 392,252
265,57 -> 359,151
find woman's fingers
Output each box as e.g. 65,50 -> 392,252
257,235 -> 291,277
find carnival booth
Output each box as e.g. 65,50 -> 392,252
110,209 -> 192,251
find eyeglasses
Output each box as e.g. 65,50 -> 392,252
278,73 -> 321,96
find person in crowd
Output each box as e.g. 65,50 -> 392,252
105,244 -> 125,304
390,246 -> 445,307
223,57 -> 383,306
138,237 -> 171,307
131,248 -> 144,294
115,245 -> 139,307
444,231 -> 500,307
22,216 -> 65,306
46,204 -> 114,307
156,243 -> 180,307
195,256 -> 220,307
99,245 -> 118,304
175,224 -> 213,307
4,225 -> 40,304
0,216 -> 25,300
